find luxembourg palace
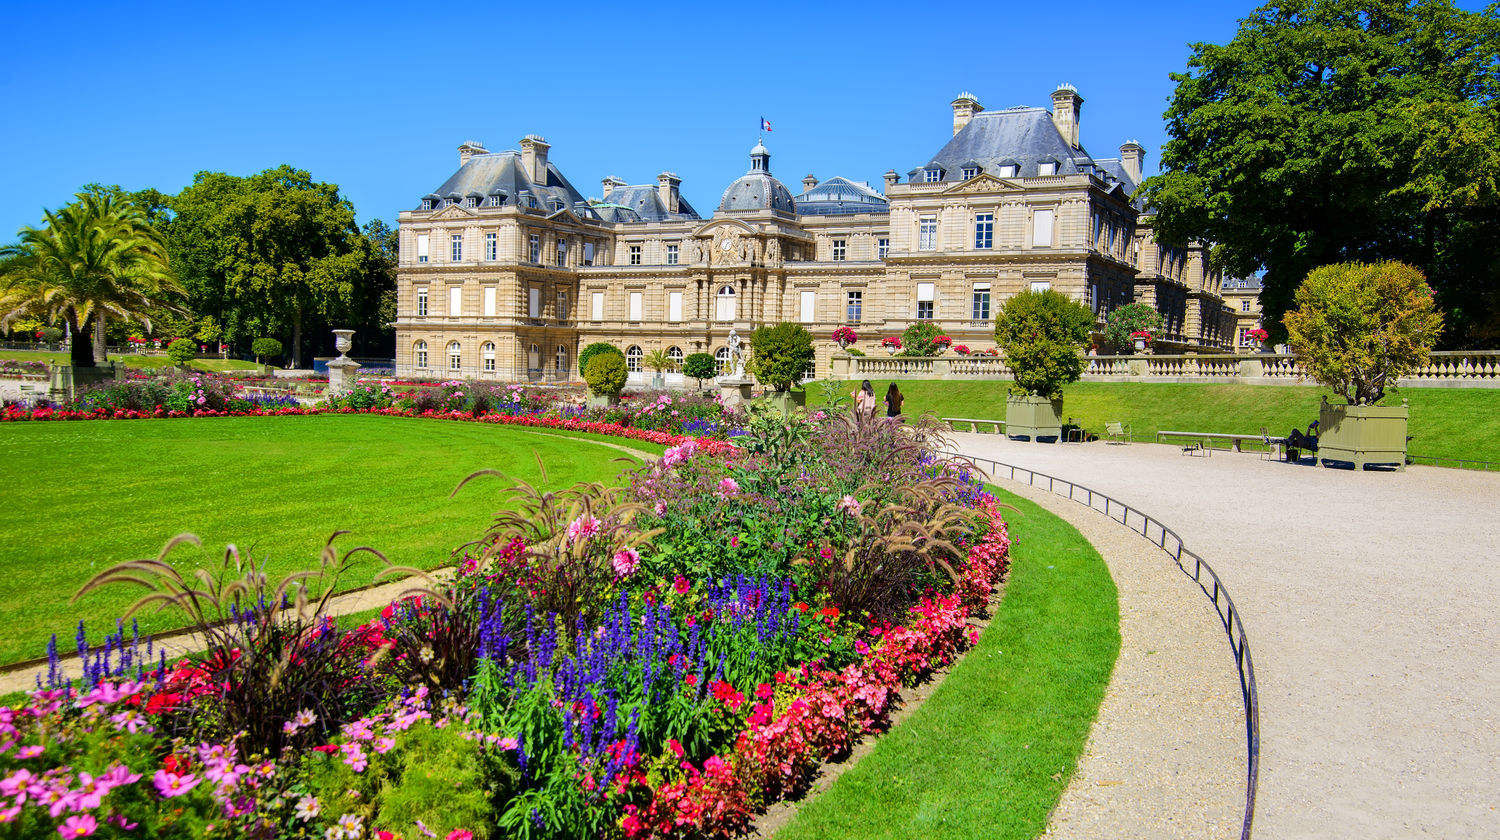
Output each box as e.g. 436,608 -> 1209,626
393,85 -> 1238,383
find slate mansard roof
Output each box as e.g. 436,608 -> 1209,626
591,185 -> 702,224
793,176 -> 889,216
421,151 -> 596,216
914,107 -> 1095,181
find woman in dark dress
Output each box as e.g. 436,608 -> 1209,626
885,383 -> 904,418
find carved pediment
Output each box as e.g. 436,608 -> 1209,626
942,174 -> 1019,195
430,204 -> 476,220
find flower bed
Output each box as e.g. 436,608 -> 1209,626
2,411 -> 1008,839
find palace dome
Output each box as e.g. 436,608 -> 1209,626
717,141 -> 796,214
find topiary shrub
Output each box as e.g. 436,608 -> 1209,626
584,351 -> 628,397
166,338 -> 197,368
1103,302 -> 1163,352
993,289 -> 1095,397
251,337 -> 283,364
748,323 -> 815,392
578,342 -> 623,377
900,322 -> 946,356
682,352 -> 717,387
1283,261 -> 1443,405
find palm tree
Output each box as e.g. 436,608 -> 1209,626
0,193 -> 178,367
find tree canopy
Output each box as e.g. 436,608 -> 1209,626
168,166 -> 374,367
748,323 -> 815,391
0,192 -> 178,366
1139,0 -> 1500,347
1284,261 -> 1443,404
993,289 -> 1095,398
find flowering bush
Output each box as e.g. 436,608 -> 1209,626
933,334 -> 953,348
880,336 -> 902,350
9,386 -> 1012,840
1246,327 -> 1269,343
1129,330 -> 1153,341
952,344 -> 971,356
831,326 -> 858,347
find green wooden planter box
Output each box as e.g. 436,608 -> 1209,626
1317,400 -> 1408,471
762,388 -> 806,416
1006,394 -> 1063,442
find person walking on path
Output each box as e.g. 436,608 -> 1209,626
885,383 -> 904,418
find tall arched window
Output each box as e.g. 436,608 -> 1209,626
626,345 -> 643,372
481,342 -> 496,372
714,347 -> 730,374
555,344 -> 568,374
414,340 -> 428,369
667,346 -> 683,367
715,285 -> 737,321
448,341 -> 461,371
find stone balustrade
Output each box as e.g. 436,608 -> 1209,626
828,350 -> 1500,388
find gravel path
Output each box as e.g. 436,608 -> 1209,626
950,432 -> 1500,839
995,479 -> 1245,840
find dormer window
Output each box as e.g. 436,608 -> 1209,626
961,167 -> 978,180
420,199 -> 433,211
924,168 -> 942,183
464,196 -> 478,209
488,194 -> 505,207
1038,161 -> 1058,176
997,164 -> 1018,178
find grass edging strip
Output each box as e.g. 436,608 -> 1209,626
964,455 -> 1261,840
772,487 -> 1120,840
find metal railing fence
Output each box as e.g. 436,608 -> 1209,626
947,452 -> 1260,840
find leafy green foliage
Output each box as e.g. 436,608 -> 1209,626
682,352 -> 717,385
165,337 -> 197,366
251,336 -> 282,362
1102,302 -> 1163,352
577,341 -> 622,377
642,348 -> 674,372
992,290 -> 1094,397
0,191 -> 180,367
748,322 -> 814,391
900,322 -> 945,356
1139,0 -> 1500,345
584,351 -> 627,397
1283,261 -> 1443,405
167,166 -> 374,366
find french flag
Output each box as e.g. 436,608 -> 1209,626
760,117 -> 773,132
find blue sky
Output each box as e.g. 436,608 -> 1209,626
0,0 -> 1485,238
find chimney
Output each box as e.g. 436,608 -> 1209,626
951,92 -> 983,136
601,175 -> 625,198
883,169 -> 899,191
520,134 -> 550,183
1050,84 -> 1083,149
657,171 -> 682,214
457,140 -> 487,166
802,174 -> 819,193
1120,141 -> 1145,184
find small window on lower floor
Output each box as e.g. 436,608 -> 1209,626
447,341 -> 462,370
414,340 -> 428,368
626,345 -> 643,372
715,347 -> 730,374
482,342 -> 495,372
555,344 -> 568,373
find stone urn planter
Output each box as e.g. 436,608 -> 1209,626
587,393 -> 620,408
48,363 -> 120,400
1005,394 -> 1063,443
1317,399 -> 1409,471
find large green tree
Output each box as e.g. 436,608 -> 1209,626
0,192 -> 178,366
1139,0 -> 1500,347
169,166 -> 372,367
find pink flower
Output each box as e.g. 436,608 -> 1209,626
57,815 -> 96,837
152,770 -> 199,798
566,515 -> 601,543
717,477 -> 739,496
836,495 -> 862,516
373,737 -> 395,754
673,575 -> 690,595
446,831 -> 474,840
16,745 -> 42,759
611,548 -> 640,577
0,806 -> 19,824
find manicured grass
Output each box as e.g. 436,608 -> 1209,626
0,350 -> 261,372
775,487 -> 1119,840
808,379 -> 1500,464
0,414 -> 647,665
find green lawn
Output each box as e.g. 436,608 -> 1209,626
809,379 -> 1500,464
0,414 -> 651,665
0,349 -> 261,373
775,487 -> 1119,840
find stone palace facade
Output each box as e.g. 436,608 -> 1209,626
392,86 -> 1237,382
